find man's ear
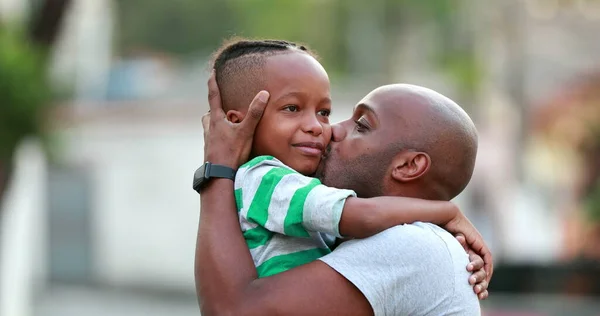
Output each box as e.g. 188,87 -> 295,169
226,110 -> 245,123
390,151 -> 431,183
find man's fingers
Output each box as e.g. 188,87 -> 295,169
241,90 -> 269,131
207,71 -> 226,119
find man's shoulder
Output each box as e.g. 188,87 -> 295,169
375,222 -> 468,262
327,222 -> 471,290
326,222 -> 459,269
320,222 -> 480,315
373,222 -> 453,246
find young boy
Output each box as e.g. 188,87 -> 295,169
211,39 -> 485,278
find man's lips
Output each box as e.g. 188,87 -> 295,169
292,142 -> 325,156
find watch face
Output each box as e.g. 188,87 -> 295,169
193,163 -> 208,191
192,162 -> 235,193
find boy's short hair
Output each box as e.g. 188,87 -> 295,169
211,38 -> 318,112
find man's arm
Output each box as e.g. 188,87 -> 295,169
196,178 -> 373,316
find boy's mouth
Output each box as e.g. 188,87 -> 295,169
292,142 -> 325,156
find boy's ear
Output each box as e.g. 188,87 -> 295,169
226,110 -> 245,123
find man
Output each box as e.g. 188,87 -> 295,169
195,75 -> 491,315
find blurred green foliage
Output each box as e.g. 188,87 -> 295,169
116,0 -> 236,57
585,181 -> 600,222
0,27 -> 51,160
115,0 -> 480,88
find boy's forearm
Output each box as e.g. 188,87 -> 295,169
338,196 -> 458,238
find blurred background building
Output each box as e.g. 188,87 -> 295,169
1,0 -> 600,315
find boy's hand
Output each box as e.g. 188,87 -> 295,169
202,71 -> 270,168
460,242 -> 490,300
444,213 -> 493,286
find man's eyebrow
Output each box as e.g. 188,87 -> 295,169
355,103 -> 378,118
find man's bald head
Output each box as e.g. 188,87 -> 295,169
378,84 -> 478,200
211,39 -> 317,113
319,84 -> 478,201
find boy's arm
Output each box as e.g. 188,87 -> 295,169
240,159 -> 355,238
339,196 -> 457,238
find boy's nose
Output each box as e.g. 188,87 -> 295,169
302,115 -> 323,136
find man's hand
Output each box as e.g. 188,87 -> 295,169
443,213 -> 493,286
202,71 -> 270,168
456,234 -> 491,300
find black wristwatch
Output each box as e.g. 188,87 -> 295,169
192,162 -> 236,193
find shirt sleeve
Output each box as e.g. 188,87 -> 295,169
318,223 -> 480,316
236,156 -> 356,238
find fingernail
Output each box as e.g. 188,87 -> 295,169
258,91 -> 269,102
470,276 -> 476,284
475,285 -> 481,292
467,263 -> 473,271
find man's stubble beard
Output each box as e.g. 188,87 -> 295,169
317,149 -> 392,198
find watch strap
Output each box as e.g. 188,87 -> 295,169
207,164 -> 236,180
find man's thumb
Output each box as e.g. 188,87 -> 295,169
244,90 -> 269,129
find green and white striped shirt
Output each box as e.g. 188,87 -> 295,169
235,155 -> 356,277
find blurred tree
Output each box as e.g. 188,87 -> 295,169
227,0 -> 343,75
0,0 -> 71,220
115,0 -> 237,57
115,0 -> 347,74
534,72 -> 600,261
0,30 -> 49,203
29,0 -> 72,48
0,0 -> 484,207
114,0 -> 481,87
413,0 -> 482,108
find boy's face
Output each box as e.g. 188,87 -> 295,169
252,52 -> 332,175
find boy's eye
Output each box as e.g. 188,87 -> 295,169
283,105 -> 299,112
318,109 -> 331,117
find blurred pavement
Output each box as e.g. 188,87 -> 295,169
35,285 -> 199,316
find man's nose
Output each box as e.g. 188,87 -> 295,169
302,114 -> 323,136
331,123 -> 347,142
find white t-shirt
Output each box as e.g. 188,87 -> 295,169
319,222 -> 481,316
